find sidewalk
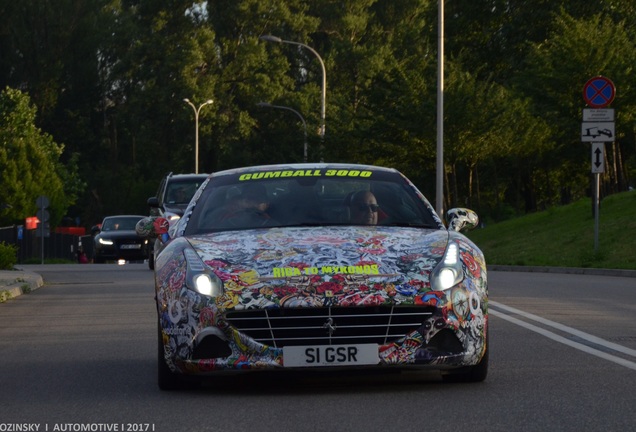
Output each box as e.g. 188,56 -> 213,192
0,268 -> 44,302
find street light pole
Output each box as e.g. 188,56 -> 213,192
436,1 -> 445,217
257,102 -> 308,162
260,35 -> 325,159
183,98 -> 214,174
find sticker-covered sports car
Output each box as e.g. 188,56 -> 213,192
137,163 -> 488,389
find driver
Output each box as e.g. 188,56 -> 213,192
349,190 -> 379,225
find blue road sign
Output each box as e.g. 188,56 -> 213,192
583,76 -> 615,108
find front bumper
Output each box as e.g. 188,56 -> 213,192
157,285 -> 487,375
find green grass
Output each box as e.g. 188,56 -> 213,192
466,190 -> 636,270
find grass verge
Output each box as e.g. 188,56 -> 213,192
466,190 -> 636,270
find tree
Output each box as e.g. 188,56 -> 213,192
208,0 -> 321,167
0,87 -> 84,226
516,10 -> 636,202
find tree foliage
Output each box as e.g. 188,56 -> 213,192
0,0 -> 635,226
0,87 -> 83,226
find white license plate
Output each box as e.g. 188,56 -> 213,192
120,244 -> 141,249
283,344 -> 379,368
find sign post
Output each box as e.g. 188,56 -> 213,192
35,195 -> 50,264
581,76 -> 615,253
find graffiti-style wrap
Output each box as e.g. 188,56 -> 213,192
155,226 -> 487,373
144,163 -> 489,384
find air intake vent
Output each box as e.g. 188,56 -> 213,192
225,306 -> 433,348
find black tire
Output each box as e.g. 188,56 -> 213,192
442,343 -> 489,383
148,251 -> 154,270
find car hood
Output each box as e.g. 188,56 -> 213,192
163,204 -> 187,216
185,226 -> 452,309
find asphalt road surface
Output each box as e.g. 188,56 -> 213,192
1,264 -> 634,432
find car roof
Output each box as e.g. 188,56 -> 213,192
166,173 -> 210,180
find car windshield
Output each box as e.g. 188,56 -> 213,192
184,167 -> 441,235
102,216 -> 142,231
165,179 -> 205,206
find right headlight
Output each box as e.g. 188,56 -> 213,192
183,248 -> 224,297
430,242 -> 464,291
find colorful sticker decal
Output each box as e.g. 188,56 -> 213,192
155,226 -> 487,373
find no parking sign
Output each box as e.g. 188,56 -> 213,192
583,76 -> 615,108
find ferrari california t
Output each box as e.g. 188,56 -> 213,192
136,163 -> 488,389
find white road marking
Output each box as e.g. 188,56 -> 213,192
489,300 -> 636,371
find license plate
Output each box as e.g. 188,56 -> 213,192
120,244 -> 141,249
283,344 -> 379,368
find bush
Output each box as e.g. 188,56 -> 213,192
0,242 -> 18,269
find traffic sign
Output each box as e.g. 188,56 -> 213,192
582,108 -> 614,122
36,209 -> 50,222
36,195 -> 49,209
583,76 -> 615,108
591,143 -> 605,173
581,122 -> 615,142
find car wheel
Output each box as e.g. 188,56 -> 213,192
157,324 -> 180,390
442,342 -> 489,383
157,323 -> 194,390
94,256 -> 104,264
148,251 -> 154,270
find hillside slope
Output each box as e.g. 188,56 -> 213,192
466,190 -> 636,270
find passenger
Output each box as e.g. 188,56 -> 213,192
220,184 -> 271,225
349,190 -> 379,225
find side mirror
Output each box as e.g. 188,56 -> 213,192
136,216 -> 171,243
446,208 -> 479,233
147,197 -> 160,208
90,225 -> 101,236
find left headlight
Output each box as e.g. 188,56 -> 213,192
430,242 -> 464,291
184,248 -> 224,297
98,237 -> 114,245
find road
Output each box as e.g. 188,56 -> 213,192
1,264 -> 634,432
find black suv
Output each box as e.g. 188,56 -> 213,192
146,172 -> 209,268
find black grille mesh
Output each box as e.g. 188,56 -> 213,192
224,306 -> 433,348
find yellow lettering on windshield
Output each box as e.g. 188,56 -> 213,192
239,169 -> 371,181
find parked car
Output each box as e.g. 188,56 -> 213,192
136,163 -> 488,390
92,215 -> 149,263
146,172 -> 209,269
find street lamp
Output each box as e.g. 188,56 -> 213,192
436,1 -> 445,217
183,98 -> 214,174
259,35 -> 326,158
257,102 -> 308,162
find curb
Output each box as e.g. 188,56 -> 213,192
0,270 -> 44,303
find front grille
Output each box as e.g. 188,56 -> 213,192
224,306 -> 433,348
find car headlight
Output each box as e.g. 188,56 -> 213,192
431,242 -> 464,291
184,248 -> 224,297
98,237 -> 114,245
